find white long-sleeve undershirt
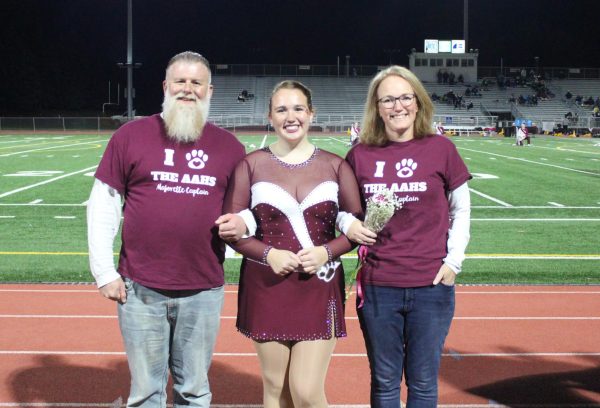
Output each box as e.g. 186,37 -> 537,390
443,182 -> 471,274
87,179 -> 122,288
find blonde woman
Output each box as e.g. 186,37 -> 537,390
346,66 -> 472,407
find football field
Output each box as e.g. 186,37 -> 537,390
0,132 -> 599,284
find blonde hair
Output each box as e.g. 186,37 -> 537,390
360,66 -> 434,146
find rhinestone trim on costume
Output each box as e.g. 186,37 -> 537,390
323,244 -> 333,262
265,146 -> 320,169
237,297 -> 347,341
262,246 -> 273,264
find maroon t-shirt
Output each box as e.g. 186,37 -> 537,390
346,135 -> 471,287
95,114 -> 246,290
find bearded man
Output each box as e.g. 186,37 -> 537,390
87,51 -> 246,407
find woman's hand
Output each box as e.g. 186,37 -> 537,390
433,263 -> 457,286
266,248 -> 301,276
346,219 -> 377,246
297,246 -> 329,274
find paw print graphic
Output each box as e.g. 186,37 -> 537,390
186,149 -> 208,170
317,262 -> 336,282
396,158 -> 417,178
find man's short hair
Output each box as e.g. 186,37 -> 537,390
166,51 -> 211,82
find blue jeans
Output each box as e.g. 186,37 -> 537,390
357,284 -> 455,408
118,278 -> 224,408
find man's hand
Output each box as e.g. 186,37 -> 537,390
297,247 -> 329,274
215,213 -> 247,243
99,278 -> 127,304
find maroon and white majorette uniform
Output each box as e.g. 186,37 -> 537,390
224,147 -> 363,341
95,114 -> 246,290
346,135 -> 471,288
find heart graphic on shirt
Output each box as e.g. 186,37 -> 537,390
186,149 -> 209,170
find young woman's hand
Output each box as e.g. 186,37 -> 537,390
266,248 -> 301,276
297,246 -> 329,274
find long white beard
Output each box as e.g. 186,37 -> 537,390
162,92 -> 211,143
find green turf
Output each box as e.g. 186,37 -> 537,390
1,133 -> 599,284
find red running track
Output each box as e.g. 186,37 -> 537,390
1,284 -> 600,407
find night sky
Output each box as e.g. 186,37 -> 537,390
2,0 -> 599,116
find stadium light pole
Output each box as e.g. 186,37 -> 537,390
463,0 -> 468,50
118,0 -> 141,121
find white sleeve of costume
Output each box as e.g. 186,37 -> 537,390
87,179 -> 122,288
336,211 -> 358,235
237,208 -> 257,237
443,182 -> 471,274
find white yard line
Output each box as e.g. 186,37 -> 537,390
0,140 -> 105,157
330,137 -> 349,144
469,188 -> 512,207
458,147 -> 600,176
470,205 -> 600,209
259,134 -> 268,148
470,218 -> 600,221
0,166 -> 97,198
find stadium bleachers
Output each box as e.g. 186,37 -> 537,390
197,75 -> 600,133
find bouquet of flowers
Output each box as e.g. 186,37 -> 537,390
346,187 -> 402,304
363,188 -> 403,233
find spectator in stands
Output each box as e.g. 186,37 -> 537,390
466,101 -> 474,110
345,65 -> 471,407
87,51 -> 247,407
222,80 -> 366,408
449,72 -> 456,85
237,90 -> 246,102
565,90 -> 572,100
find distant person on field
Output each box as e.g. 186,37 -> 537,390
87,51 -> 248,408
435,121 -> 445,135
350,121 -> 361,145
516,123 -> 530,146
